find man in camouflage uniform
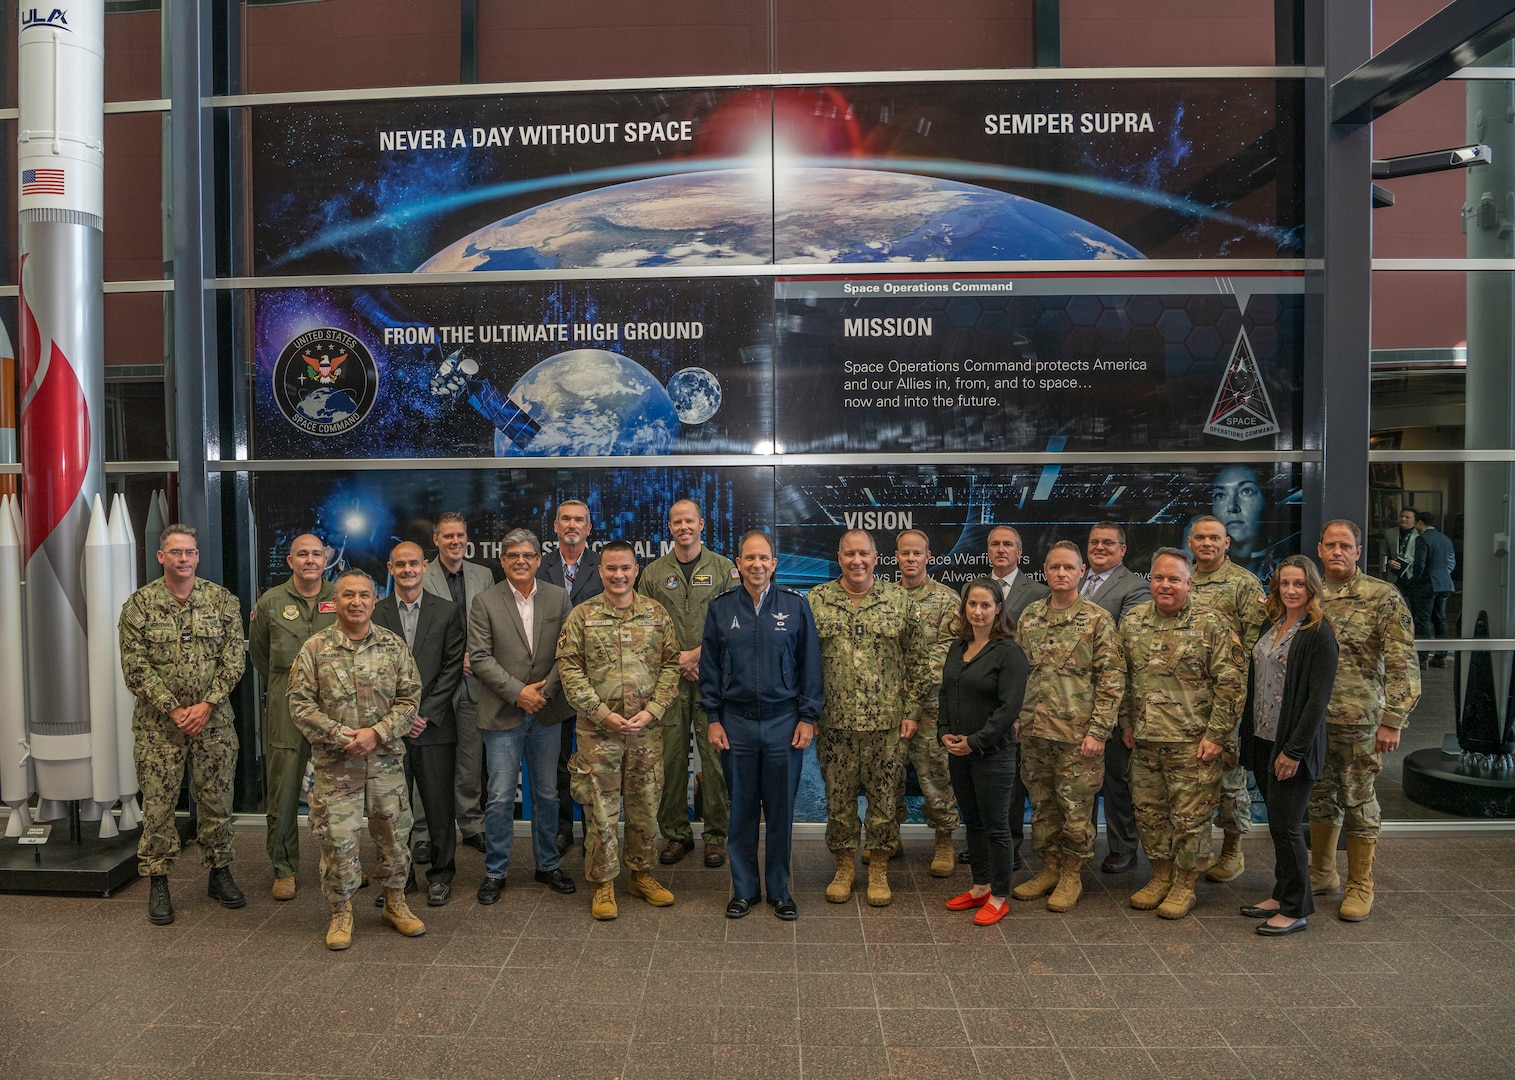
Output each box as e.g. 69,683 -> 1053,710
1312,520 -> 1421,920
1121,547 -> 1246,919
558,540 -> 682,920
637,499 -> 735,869
119,524 -> 248,926
808,528 -> 932,907
287,568 -> 427,950
1012,541 -> 1124,913
249,532 -> 336,901
895,529 -> 963,876
1188,514 -> 1266,882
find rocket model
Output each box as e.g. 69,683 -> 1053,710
0,318 -> 16,498
0,494 -> 34,836
17,1 -> 107,801
110,494 -> 141,829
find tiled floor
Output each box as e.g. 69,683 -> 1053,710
2,827 -> 1513,1079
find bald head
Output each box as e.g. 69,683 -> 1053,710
388,540 -> 428,600
286,533 -> 329,597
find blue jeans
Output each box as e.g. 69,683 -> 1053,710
481,717 -> 562,880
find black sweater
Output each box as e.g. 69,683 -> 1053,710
937,636 -> 1029,756
1240,618 -> 1339,780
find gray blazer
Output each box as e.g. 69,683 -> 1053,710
1083,563 -> 1150,625
422,557 -> 496,702
469,579 -> 573,730
994,572 -> 1050,621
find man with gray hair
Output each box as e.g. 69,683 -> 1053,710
469,529 -> 576,903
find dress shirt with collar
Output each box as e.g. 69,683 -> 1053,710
512,580 -> 536,653
397,594 -> 422,649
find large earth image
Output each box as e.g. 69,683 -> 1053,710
492,348 -> 679,457
418,167 -> 1144,270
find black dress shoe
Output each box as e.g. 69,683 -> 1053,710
207,866 -> 246,909
1256,917 -> 1308,937
535,868 -> 577,894
726,896 -> 759,918
148,875 -> 174,925
427,881 -> 451,907
770,897 -> 798,921
1240,903 -> 1281,919
413,840 -> 434,865
1102,851 -> 1136,874
461,833 -> 486,854
477,876 -> 505,905
957,849 -> 972,864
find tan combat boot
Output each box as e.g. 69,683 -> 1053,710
826,851 -> 856,903
930,830 -> 956,877
1310,823 -> 1342,893
381,887 -> 427,937
866,850 -> 892,906
628,870 -> 675,907
1339,835 -> 1377,921
1012,852 -> 1061,901
1046,855 -> 1084,913
325,900 -> 353,950
1205,833 -> 1245,882
1129,857 -> 1174,910
591,881 -> 618,920
272,876 -> 296,901
1156,866 -> 1199,919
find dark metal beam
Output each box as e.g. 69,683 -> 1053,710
1033,0 -> 1060,68
1331,0 -> 1515,125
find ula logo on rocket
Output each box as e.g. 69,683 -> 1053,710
20,8 -> 71,31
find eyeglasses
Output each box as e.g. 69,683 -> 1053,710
163,549 -> 198,558
1087,540 -> 1122,548
503,553 -> 540,562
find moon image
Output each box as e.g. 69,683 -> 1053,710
666,367 -> 723,424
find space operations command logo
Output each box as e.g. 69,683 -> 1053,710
273,328 -> 379,437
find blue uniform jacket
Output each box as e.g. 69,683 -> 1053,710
699,584 -> 824,724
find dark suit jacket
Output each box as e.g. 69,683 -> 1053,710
421,557 -> 495,702
372,591 -> 466,745
1412,527 -> 1455,594
988,572 -> 1050,621
1084,563 -> 1150,625
538,547 -> 604,606
470,579 -> 574,729
1240,619 -> 1338,781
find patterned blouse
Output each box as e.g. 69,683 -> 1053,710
1250,619 -> 1301,742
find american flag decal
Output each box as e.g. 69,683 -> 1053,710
21,168 -> 65,196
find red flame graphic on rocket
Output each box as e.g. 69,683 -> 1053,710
18,253 -> 90,562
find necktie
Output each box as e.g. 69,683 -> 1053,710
564,560 -> 577,589
1082,574 -> 1100,598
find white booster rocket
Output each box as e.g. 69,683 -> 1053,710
17,1 -> 106,802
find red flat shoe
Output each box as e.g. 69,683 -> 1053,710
973,897 -> 1009,925
945,889 -> 991,911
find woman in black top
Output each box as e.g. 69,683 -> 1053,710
939,577 -> 1029,926
1239,554 -> 1338,936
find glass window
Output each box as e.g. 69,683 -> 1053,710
105,291 -> 170,461
105,2 -> 167,104
104,112 -> 168,281
243,0 -> 460,94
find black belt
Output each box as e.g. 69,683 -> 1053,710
728,701 -> 799,722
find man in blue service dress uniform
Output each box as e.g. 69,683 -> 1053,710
700,530 -> 824,921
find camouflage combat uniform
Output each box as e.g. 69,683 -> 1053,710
1314,569 -> 1420,838
1190,559 -> 1267,839
249,577 -> 336,880
287,624 -> 421,903
1120,599 -> 1247,871
557,593 -> 681,884
119,578 -> 245,877
807,579 -> 932,856
1016,596 -> 1124,863
637,546 -> 735,848
900,577 -> 964,832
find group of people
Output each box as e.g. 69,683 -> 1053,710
116,500 -> 1418,948
1385,506 -> 1457,667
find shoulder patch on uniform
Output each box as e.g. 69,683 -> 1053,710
318,601 -> 336,614
1400,613 -> 1412,630
282,604 -> 299,620
731,567 -> 741,579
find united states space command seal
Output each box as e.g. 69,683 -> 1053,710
273,328 -> 379,436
